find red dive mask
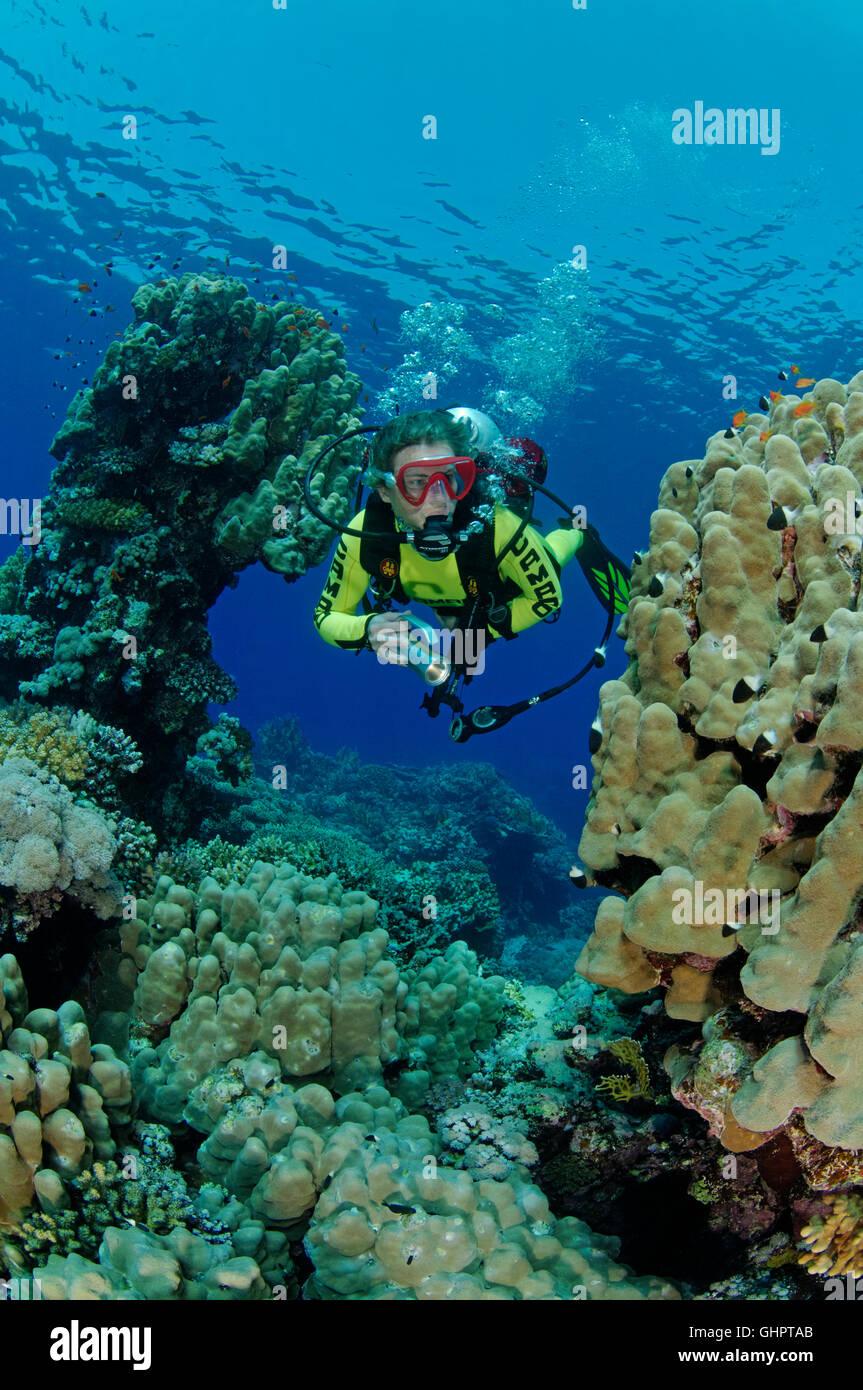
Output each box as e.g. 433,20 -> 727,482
393,456 -> 476,507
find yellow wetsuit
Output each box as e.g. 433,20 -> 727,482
313,503 -> 583,650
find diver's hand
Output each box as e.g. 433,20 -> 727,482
366,612 -> 411,664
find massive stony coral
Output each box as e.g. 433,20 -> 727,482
576,370 -> 863,1168
0,275 -> 363,837
121,860 -> 506,1122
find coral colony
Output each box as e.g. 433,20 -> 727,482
2,279 -> 863,1299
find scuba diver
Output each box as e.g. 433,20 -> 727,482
309,406 -> 631,742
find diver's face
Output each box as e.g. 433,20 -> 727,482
378,441 -> 459,530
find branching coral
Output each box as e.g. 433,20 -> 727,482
596,1038 -> 654,1104
798,1192 -> 863,1278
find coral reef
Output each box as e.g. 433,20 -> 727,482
1,887 -> 681,1300
247,717 -> 577,955
574,370 -> 863,1197
119,860 -> 506,1115
0,275 -> 363,837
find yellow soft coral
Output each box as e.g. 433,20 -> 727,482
0,707 -> 88,783
798,1193 -> 863,1277
596,1037 -> 654,1102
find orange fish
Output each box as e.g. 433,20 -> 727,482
224,255 -> 230,266
790,364 -> 800,374
361,344 -> 366,352
287,273 -> 297,282
302,329 -> 311,337
796,377 -> 816,388
78,282 -> 91,292
221,375 -> 231,388
241,325 -> 251,338
315,317 -> 328,328
286,326 -> 298,333
157,280 -> 168,286
732,409 -> 748,428
759,431 -> 771,442
769,390 -> 781,402
793,401 -> 816,417
341,323 -> 348,331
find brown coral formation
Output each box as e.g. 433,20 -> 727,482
575,370 -> 863,1174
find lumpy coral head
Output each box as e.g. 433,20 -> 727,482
576,369 -> 863,1167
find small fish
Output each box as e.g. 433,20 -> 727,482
793,401 -> 816,417
364,393 -> 369,402
361,344 -> 366,352
341,323 -> 348,331
778,370 -> 788,380
96,191 -> 106,197
286,325 -> 298,333
241,325 -> 251,338
759,396 -> 769,410
157,280 -> 168,286
733,674 -> 764,702
406,1255 -> 415,1265
78,282 -> 91,292
224,254 -> 230,266
371,318 -> 378,332
760,431 -> 771,442
383,1202 -> 415,1215
104,263 -> 113,275
287,272 -> 297,282
769,390 -> 781,402
797,377 -> 816,388
732,409 -> 748,427
302,329 -> 311,337
221,375 -> 231,388
723,428 -> 735,439
193,284 -> 200,293
790,364 -> 800,374
315,316 -> 328,328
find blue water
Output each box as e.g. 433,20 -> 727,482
3,0 -> 862,842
